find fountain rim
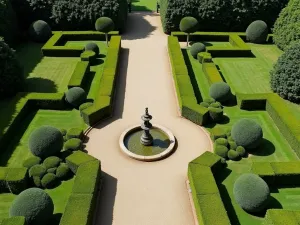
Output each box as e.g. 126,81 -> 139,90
119,124 -> 176,161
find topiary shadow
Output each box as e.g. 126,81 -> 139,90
248,138 -> 275,156
48,213 -> 63,225
25,77 -> 58,93
246,196 -> 282,218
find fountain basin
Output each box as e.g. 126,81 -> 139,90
119,124 -> 176,161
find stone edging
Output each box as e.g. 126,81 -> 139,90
186,180 -> 199,225
119,124 -> 176,161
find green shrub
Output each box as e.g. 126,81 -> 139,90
32,176 -> 41,187
208,107 -> 223,122
95,17 -> 115,46
231,119 -> 263,149
41,173 -> 58,189
209,82 -> 231,103
179,17 -> 199,46
22,156 -> 41,169
211,126 -> 226,140
65,87 -> 87,108
85,42 -> 99,55
210,102 -> 221,108
1,216 -> 26,225
227,149 -> 240,160
203,98 -> 215,104
270,42 -> 300,102
6,168 -> 28,194
229,140 -> 237,150
66,151 -> 97,173
56,163 -> 71,180
66,128 -> 83,140
29,165 -> 46,178
200,102 -> 209,108
214,145 -> 229,158
9,188 -> 54,225
64,138 -> 82,151
233,173 -> 270,213
245,20 -> 268,44
273,0 -> 300,50
0,40 -> 24,98
43,156 -> 61,169
28,20 -> 52,42
190,42 -> 206,58
0,0 -> 18,46
215,138 -> 228,146
47,167 -> 57,174
236,146 -> 246,157
28,126 -> 64,158
60,128 -> 67,136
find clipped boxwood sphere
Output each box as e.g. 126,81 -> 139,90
23,156 -> 41,169
179,17 -> 199,33
231,119 -> 263,149
209,82 -> 231,103
47,167 -> 57,174
200,102 -> 210,108
64,138 -> 82,151
29,165 -> 47,178
227,150 -> 240,160
56,163 -> 71,179
95,17 -> 114,32
65,87 -> 87,107
246,20 -> 268,44
43,156 -> 61,169
29,20 -> 52,43
29,126 -> 64,158
85,42 -> 99,55
33,176 -> 42,187
229,141 -> 237,150
190,42 -> 206,58
214,145 -> 229,158
9,188 -> 54,225
41,173 -> 58,189
215,138 -> 228,146
233,173 -> 270,212
236,146 -> 246,157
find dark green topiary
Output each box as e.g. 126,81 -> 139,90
47,167 -> 57,174
85,42 -> 99,55
0,0 -> 18,46
41,173 -> 58,189
190,42 -> 206,58
273,0 -> 300,51
43,156 -> 61,169
23,156 -> 41,169
28,20 -> 52,42
56,163 -> 71,180
270,42 -> 300,102
209,82 -> 231,103
245,20 -> 268,44
200,102 -> 210,108
227,149 -> 240,160
95,17 -> 114,46
231,119 -> 263,149
214,145 -> 229,158
29,165 -> 46,178
203,98 -> 215,104
236,146 -> 246,157
229,140 -> 237,150
179,17 -> 199,46
215,138 -> 228,146
28,126 -> 64,158
65,87 -> 87,108
233,173 -> 270,213
64,138 -> 82,151
9,188 -> 54,225
208,107 -> 223,122
0,40 -> 24,98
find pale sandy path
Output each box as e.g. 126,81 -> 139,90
86,12 -> 213,225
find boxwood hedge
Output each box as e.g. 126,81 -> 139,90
66,151 -> 97,173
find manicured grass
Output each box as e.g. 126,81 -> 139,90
131,0 -> 157,11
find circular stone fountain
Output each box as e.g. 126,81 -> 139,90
119,107 -> 176,161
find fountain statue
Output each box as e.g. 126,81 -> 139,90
140,107 -> 153,146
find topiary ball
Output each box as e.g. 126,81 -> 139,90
95,17 -> 114,33
209,82 -> 232,103
64,138 -> 82,151
236,146 -> 246,157
65,87 -> 87,108
41,173 -> 58,189
228,140 -> 237,150
43,156 -> 61,169
56,163 -> 71,180
214,145 -> 229,158
9,188 -> 54,225
215,138 -> 228,146
246,20 -> 268,44
231,119 -> 263,149
29,165 -> 47,178
85,42 -> 99,55
47,167 -> 57,174
23,156 -> 41,169
179,17 -> 199,34
233,173 -> 270,213
29,20 -> 52,43
28,126 -> 64,158
190,42 -> 206,58
227,150 -> 240,160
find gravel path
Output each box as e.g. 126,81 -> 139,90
86,12 -> 212,225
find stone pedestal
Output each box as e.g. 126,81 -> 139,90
140,108 -> 153,146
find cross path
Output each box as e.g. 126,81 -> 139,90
86,12 -> 212,225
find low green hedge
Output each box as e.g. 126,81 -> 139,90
66,128 -> 83,140
171,32 -> 233,42
59,194 -> 95,225
264,209 -> 299,225
5,168 -> 28,194
68,61 -> 90,89
202,62 -> 223,85
189,151 -> 222,174
0,167 -> 8,192
72,160 -> 101,195
1,216 -> 26,225
66,151 -> 97,174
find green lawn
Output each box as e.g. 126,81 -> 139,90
131,0 -> 157,11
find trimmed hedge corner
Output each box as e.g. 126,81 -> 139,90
66,151 -> 97,174
5,168 -> 28,194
